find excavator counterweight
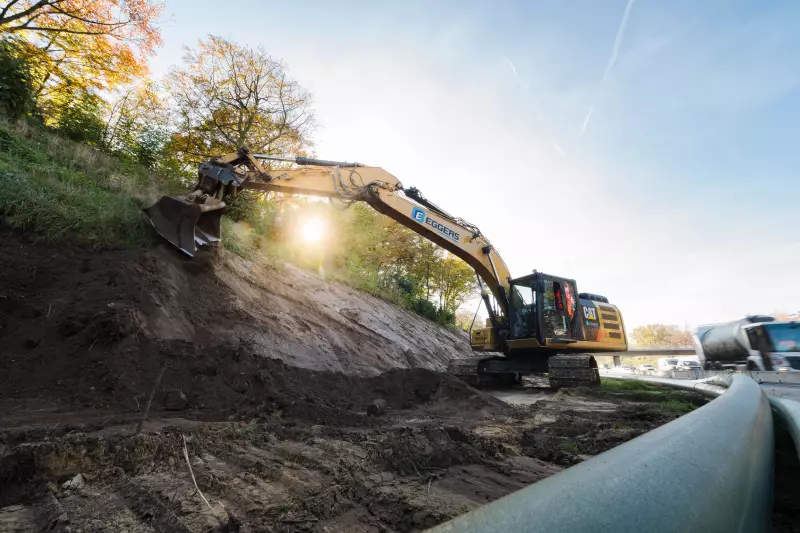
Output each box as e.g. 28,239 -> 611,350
144,147 -> 628,388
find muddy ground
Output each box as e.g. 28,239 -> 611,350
0,230 -> 762,532
0,371 -> 701,533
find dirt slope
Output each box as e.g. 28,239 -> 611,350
0,230 -> 722,532
0,231 -> 473,412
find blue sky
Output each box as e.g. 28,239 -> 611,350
148,0 -> 799,331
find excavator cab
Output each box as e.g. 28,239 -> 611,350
507,273 -> 582,344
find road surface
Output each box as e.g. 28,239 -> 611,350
603,370 -> 800,401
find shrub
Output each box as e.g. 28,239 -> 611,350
0,40 -> 34,118
52,91 -> 106,146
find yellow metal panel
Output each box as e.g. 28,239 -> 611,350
471,327 -> 499,351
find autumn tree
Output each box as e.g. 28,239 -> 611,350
632,324 -> 692,347
434,255 -> 477,314
102,81 -> 167,167
164,35 -> 315,165
0,0 -> 163,116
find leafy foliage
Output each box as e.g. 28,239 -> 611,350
163,35 -> 315,164
631,324 -> 692,347
0,0 -> 163,103
0,39 -> 34,117
49,89 -> 105,145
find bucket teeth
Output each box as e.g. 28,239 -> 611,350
143,195 -> 225,256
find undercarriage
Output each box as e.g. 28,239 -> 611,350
447,354 -> 600,389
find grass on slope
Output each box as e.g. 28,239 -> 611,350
0,119 -> 186,248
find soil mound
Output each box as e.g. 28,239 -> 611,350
0,231 -> 476,414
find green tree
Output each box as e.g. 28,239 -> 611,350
434,254 -> 477,314
632,324 -> 691,347
51,89 -> 105,145
0,39 -> 34,117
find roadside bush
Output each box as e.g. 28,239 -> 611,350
0,40 -> 34,118
52,91 -> 106,146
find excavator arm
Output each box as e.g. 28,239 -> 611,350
145,147 -> 627,389
145,148 -> 512,321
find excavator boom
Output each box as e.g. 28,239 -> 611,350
146,148 -> 513,317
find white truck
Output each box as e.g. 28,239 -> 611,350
693,315 -> 800,372
657,357 -> 701,378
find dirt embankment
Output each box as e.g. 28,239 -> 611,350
0,231 -> 711,532
0,231 -> 473,414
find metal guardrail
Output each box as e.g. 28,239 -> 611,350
428,375 -> 774,533
770,397 -> 800,459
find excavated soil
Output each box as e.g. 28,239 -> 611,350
0,231 -> 703,531
0,230 -> 474,414
0,379 -> 688,533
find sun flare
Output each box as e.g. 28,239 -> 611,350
301,217 -> 325,244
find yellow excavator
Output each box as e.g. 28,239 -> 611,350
145,148 -> 628,388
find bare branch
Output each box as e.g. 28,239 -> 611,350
7,25 -> 114,36
0,0 -> 23,21
0,0 -> 51,26
49,4 -> 130,27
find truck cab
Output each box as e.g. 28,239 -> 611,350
743,322 -> 800,372
694,317 -> 800,372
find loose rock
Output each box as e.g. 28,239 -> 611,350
164,389 -> 188,411
367,398 -> 387,416
62,473 -> 86,491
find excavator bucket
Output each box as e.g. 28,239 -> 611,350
143,195 -> 225,257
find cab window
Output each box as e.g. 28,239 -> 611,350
510,280 -> 535,339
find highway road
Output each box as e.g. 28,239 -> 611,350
603,370 -> 800,401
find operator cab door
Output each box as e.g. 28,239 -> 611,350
536,273 -> 584,343
508,276 -> 537,340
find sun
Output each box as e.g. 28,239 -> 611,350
301,217 -> 325,244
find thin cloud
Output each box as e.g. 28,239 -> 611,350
580,0 -> 636,138
602,0 -> 636,84
504,57 -> 518,78
579,105 -> 594,138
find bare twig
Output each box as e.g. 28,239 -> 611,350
46,422 -> 60,438
182,435 -> 223,524
134,366 -> 165,436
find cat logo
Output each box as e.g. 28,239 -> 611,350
583,307 -> 597,321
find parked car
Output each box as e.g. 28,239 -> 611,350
658,358 -> 702,378
675,360 -> 702,378
616,365 -> 634,374
657,358 -> 680,375
635,364 -> 655,376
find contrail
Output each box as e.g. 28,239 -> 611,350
553,142 -> 566,156
504,58 -> 518,78
580,0 -> 636,138
579,105 -> 594,138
